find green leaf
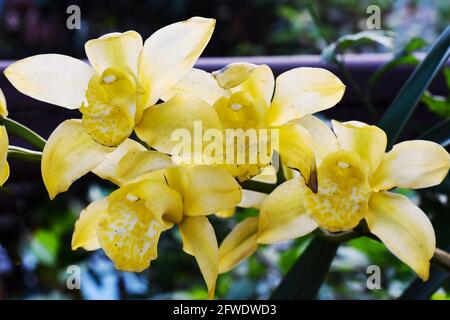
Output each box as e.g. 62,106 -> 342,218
270,237 -> 339,300
403,37 -> 428,53
378,26 -> 450,147
368,37 -> 427,87
444,68 -> 450,88
399,266 -> 449,300
278,237 -> 311,273
422,92 -> 450,118
321,30 -> 394,63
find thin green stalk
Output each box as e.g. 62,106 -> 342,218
8,146 -> 42,162
1,117 -> 46,150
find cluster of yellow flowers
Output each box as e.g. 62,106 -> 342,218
2,17 -> 450,298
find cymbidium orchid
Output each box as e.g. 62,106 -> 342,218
249,120 -> 450,280
4,17 -> 216,199
71,145 -> 242,299
134,62 -> 346,182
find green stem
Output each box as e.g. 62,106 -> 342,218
1,117 -> 46,150
8,146 -> 42,162
431,248 -> 450,272
270,237 -> 340,299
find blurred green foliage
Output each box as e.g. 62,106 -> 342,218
422,68 -> 450,118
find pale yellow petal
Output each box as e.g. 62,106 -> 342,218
276,124 -> 314,182
162,68 -> 229,105
0,162 -> 9,186
258,177 -> 317,244
142,181 -> 183,225
332,120 -> 387,175
232,64 -> 275,106
42,119 -> 112,199
0,88 -> 8,117
184,166 -> 242,216
179,216 -> 218,299
367,191 -> 436,281
371,140 -> 450,191
4,54 -> 94,109
180,166 -> 242,216
268,67 -> 345,126
72,197 -> 108,251
111,179 -> 182,225
212,62 -> 256,89
85,31 -> 143,75
135,94 -> 222,155
215,208 -> 236,218
251,165 -> 277,184
92,139 -> 146,186
219,217 -> 259,273
296,115 -> 339,165
238,189 -> 267,209
117,149 -> 174,182
139,17 -> 215,107
0,126 -> 9,185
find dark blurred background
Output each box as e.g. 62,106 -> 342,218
0,0 -> 449,300
0,0 -> 448,58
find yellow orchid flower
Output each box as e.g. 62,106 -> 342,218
4,17 -> 215,198
72,145 -> 242,299
5,17 -> 215,147
255,120 -> 450,281
134,63 -> 345,182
